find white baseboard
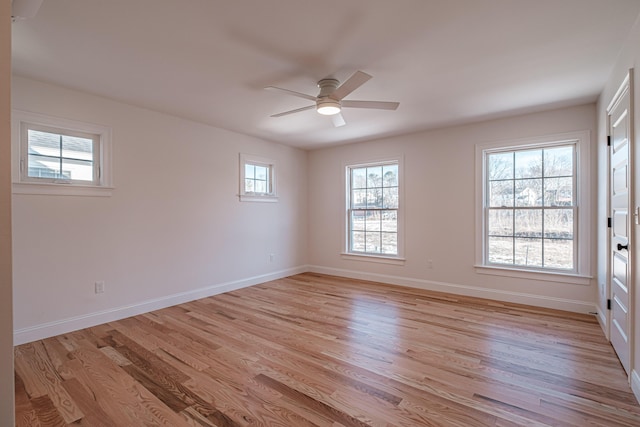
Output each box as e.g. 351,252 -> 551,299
595,309 -> 609,338
14,265 -> 307,345
307,265 -> 595,314
15,264 -> 597,345
632,370 -> 640,404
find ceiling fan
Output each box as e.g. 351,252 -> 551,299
265,71 -> 399,127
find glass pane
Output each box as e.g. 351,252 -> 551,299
544,177 -> 573,206
488,236 -> 513,264
381,211 -> 397,232
365,211 -> 381,231
28,154 -> 62,179
61,158 -> 93,181
351,231 -> 365,252
488,209 -> 513,236
515,238 -> 542,267
367,167 -> 382,188
245,178 -> 254,192
515,179 -> 542,207
255,180 -> 267,193
245,164 -> 254,179
351,189 -> 367,209
381,232 -> 397,255
382,164 -> 398,187
544,146 -> 573,177
352,168 -> 367,189
544,209 -> 573,239
544,239 -> 573,269
515,209 -> 542,238
365,232 -> 381,253
383,187 -> 398,209
28,130 -> 60,155
255,166 -> 268,180
61,135 -> 93,161
366,189 -> 382,208
488,152 -> 513,180
351,211 -> 365,231
515,149 -> 542,179
489,181 -> 514,207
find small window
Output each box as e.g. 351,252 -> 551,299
239,154 -> 277,202
346,159 -> 401,258
22,123 -> 100,185
12,110 -> 112,196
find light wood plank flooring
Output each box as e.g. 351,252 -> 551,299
14,273 -> 640,426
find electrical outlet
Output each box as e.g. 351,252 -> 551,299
427,259 -> 433,269
269,253 -> 275,262
95,281 -> 105,294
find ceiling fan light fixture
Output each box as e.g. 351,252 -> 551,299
316,99 -> 341,116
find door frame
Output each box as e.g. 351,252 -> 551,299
607,68 -> 635,379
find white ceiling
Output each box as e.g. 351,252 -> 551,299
11,0 -> 640,149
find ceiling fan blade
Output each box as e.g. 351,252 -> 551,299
330,71 -> 372,100
265,86 -> 316,101
342,100 -> 400,110
270,105 -> 315,117
331,113 -> 346,127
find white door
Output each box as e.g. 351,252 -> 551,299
609,76 -> 632,375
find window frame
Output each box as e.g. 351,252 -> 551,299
342,156 -> 405,265
12,110 -> 113,197
475,131 -> 592,285
239,153 -> 277,202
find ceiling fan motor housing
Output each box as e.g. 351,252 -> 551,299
316,79 -> 341,115
317,78 -> 339,97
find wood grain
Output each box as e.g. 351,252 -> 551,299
14,273 -> 640,426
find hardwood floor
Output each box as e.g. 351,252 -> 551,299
14,273 -> 640,426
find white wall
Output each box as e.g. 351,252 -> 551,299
1,1 -> 14,424
308,104 -> 597,312
11,77 -> 308,344
597,13 -> 640,400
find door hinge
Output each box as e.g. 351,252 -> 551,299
607,135 -> 611,146
608,217 -> 612,228
607,299 -> 612,310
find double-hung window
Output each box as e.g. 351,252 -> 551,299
476,131 -> 591,283
346,159 -> 402,259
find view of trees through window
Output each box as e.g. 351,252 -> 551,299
486,144 -> 575,270
244,163 -> 270,194
348,162 -> 399,255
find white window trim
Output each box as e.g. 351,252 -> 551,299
12,110 -> 113,197
342,155 -> 405,264
239,153 -> 278,202
474,130 -> 592,285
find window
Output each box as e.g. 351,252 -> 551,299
476,131 -> 591,283
22,123 -> 100,184
12,110 -> 112,196
346,159 -> 401,259
239,154 -> 277,202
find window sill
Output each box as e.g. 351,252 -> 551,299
12,182 -> 114,197
239,194 -> 278,203
341,253 -> 406,266
474,264 -> 592,285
